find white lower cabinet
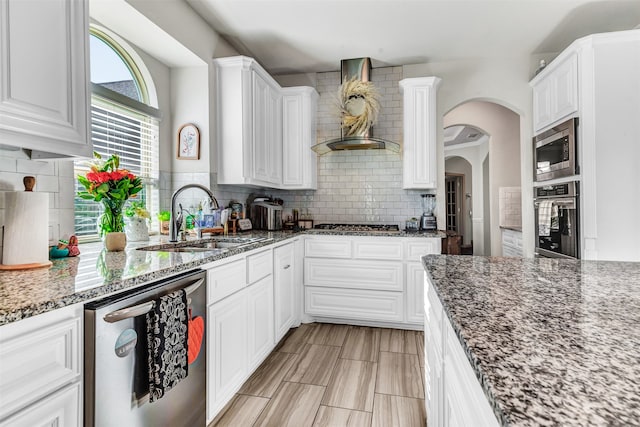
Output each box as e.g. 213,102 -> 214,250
305,286 -> 404,322
0,305 -> 82,425
0,382 -> 81,427
206,246 -> 282,423
274,242 -> 296,342
247,276 -> 274,371
425,277 -> 499,427
207,289 -> 248,419
406,263 -> 426,323
303,235 -> 440,328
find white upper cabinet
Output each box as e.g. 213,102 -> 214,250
281,87 -> 318,190
214,56 -> 317,190
0,0 -> 91,158
400,77 -> 441,190
214,56 -> 282,187
531,52 -> 579,133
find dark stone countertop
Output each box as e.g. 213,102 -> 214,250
0,230 -> 443,326
422,254 -> 640,426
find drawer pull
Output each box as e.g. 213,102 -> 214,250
283,264 -> 291,270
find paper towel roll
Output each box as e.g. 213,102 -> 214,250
2,191 -> 49,265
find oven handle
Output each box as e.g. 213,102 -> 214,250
103,277 -> 204,323
534,199 -> 576,208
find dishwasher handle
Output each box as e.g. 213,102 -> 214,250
103,277 -> 204,323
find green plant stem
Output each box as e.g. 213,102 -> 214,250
100,199 -> 125,235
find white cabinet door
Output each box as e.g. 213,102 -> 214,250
252,72 -> 271,183
274,243 -> 295,342
0,383 -> 81,427
0,0 -> 90,158
406,263 -> 425,324
400,77 -> 441,190
252,70 -> 281,186
0,306 -> 81,421
532,52 -> 578,133
282,87 -> 318,190
214,56 -> 284,188
267,84 -> 282,185
207,290 -> 248,419
247,276 -> 274,371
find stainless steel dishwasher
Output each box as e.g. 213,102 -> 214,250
84,270 -> 206,427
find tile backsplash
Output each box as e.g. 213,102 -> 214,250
499,187 -> 522,228
169,65 -> 428,227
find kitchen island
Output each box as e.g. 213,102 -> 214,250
422,255 -> 640,426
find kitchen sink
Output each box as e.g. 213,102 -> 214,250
137,236 -> 272,253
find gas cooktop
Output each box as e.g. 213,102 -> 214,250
313,224 -> 401,233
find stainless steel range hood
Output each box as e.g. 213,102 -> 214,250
312,58 -> 401,155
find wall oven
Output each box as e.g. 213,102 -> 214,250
533,117 -> 578,182
534,182 -> 579,259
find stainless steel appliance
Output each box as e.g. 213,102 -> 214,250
420,194 -> 437,230
251,201 -> 283,231
84,270 -> 206,427
533,117 -> 578,182
534,182 -> 580,259
313,224 -> 401,233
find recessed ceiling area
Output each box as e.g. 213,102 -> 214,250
185,0 -> 640,75
444,125 -> 487,147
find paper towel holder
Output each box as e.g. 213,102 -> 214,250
0,176 -> 53,271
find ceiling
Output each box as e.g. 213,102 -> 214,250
186,0 -> 640,75
444,125 -> 486,147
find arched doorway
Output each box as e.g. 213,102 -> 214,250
443,101 -> 521,256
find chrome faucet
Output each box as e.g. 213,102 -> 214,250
169,184 -> 220,242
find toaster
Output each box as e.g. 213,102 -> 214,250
251,201 -> 283,231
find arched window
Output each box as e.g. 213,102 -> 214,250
74,27 -> 160,239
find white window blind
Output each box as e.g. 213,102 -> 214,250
74,93 -> 159,239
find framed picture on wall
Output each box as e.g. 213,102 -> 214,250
177,123 -> 200,160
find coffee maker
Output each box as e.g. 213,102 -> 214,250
420,194 -> 437,230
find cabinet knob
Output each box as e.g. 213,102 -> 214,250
283,264 -> 291,269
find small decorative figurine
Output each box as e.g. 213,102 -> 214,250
49,235 -> 80,258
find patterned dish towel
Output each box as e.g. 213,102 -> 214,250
538,200 -> 558,237
146,289 -> 189,402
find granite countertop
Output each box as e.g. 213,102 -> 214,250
0,231 -> 294,326
0,229 -> 443,326
422,255 -> 640,426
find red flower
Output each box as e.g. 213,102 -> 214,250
86,171 -> 111,184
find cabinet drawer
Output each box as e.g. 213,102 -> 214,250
207,259 -> 246,304
305,238 -> 351,258
305,287 -> 403,322
353,240 -> 403,260
304,258 -> 403,291
406,239 -> 441,261
0,382 -> 81,427
247,249 -> 272,284
0,317 -> 80,420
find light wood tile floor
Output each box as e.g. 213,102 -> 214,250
210,323 -> 426,427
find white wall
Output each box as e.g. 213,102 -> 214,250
444,101 -> 521,256
170,67 -> 210,174
404,57 -> 535,257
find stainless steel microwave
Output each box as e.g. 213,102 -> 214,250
533,118 -> 578,182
